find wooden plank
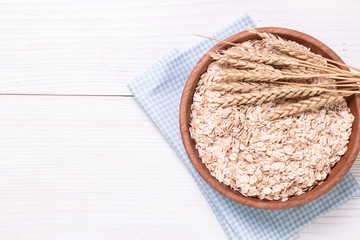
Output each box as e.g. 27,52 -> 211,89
0,95 -> 227,239
0,0 -> 359,95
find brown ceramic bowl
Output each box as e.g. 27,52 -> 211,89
179,27 -> 360,209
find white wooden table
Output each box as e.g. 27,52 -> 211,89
1,0 -> 360,239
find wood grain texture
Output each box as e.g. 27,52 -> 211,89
0,96 -> 227,240
0,0 -> 359,239
0,0 -> 359,95
0,95 -> 359,240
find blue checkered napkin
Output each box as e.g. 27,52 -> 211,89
128,15 -> 360,240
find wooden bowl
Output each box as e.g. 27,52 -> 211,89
179,27 -> 360,209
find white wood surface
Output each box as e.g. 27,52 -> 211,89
0,0 -> 360,239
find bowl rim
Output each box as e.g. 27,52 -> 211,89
179,27 -> 360,209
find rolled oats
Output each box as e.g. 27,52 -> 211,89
189,40 -> 354,201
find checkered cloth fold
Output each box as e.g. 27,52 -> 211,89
128,14 -> 360,240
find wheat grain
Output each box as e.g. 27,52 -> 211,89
247,28 -> 321,63
216,68 -> 321,82
267,34 -> 316,61
210,82 -> 273,92
265,93 -> 350,120
198,33 -> 360,73
210,52 -> 275,70
210,48 -> 298,66
280,67 -> 320,75
209,86 -> 325,106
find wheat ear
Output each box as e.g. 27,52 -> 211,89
216,69 -> 325,82
280,67 -> 321,75
198,33 -> 360,73
209,82 -> 273,92
211,49 -> 298,66
265,93 -> 350,120
209,52 -> 275,70
247,28 -> 321,62
209,86 -> 325,106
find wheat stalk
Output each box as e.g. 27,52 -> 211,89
198,33 -> 360,74
277,82 -> 360,94
210,52 -> 275,70
247,27 -> 360,75
197,33 -> 360,119
280,67 -> 320,75
214,45 -> 356,77
216,68 -> 333,82
203,33 -> 360,78
209,86 -> 325,106
211,49 -> 298,66
209,82 -> 273,92
249,29 -> 319,61
265,93 -> 351,120
213,57 -> 355,83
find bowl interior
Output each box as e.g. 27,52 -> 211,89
179,27 -> 360,209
